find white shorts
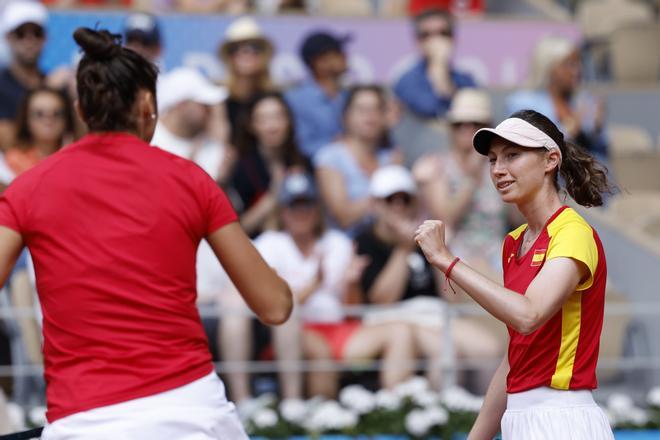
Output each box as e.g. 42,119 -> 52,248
501,387 -> 614,440
42,372 -> 248,440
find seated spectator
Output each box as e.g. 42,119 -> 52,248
0,2 -> 48,150
123,12 -> 163,66
151,67 -> 229,181
507,35 -> 608,161
393,7 -> 476,120
285,30 -> 350,158
354,165 -> 502,391
255,173 -> 414,398
228,92 -> 309,237
413,89 -> 508,272
0,87 -> 75,187
218,17 -> 275,147
314,85 -> 401,237
0,86 -> 73,408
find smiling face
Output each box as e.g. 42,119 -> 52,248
487,138 -> 560,205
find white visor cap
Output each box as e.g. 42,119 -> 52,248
472,117 -> 561,162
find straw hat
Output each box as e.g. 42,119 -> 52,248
446,88 -> 492,124
218,17 -> 273,61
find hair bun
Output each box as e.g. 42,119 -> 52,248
73,28 -> 122,61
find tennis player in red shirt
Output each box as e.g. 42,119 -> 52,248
0,28 -> 292,439
415,109 -> 614,439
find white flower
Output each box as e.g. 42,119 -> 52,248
627,407 -> 649,426
647,387 -> 660,407
405,409 -> 432,437
304,401 -> 358,432
279,398 -> 307,424
425,406 -> 449,426
412,390 -> 441,408
339,385 -> 376,414
252,408 -> 278,429
607,393 -> 634,414
375,389 -> 402,410
394,376 -> 430,398
441,386 -> 483,412
28,406 -> 47,426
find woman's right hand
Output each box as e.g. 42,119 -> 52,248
414,220 -> 454,271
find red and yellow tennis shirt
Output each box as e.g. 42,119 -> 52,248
502,206 -> 606,393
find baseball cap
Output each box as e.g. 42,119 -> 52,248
278,173 -> 318,206
1,1 -> 48,35
472,116 -> 562,160
447,88 -> 492,125
124,12 -> 161,46
370,165 -> 417,199
300,30 -> 351,67
157,67 -> 228,113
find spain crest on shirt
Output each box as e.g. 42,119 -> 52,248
531,249 -> 546,266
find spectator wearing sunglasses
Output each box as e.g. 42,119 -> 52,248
0,87 -> 74,186
413,89 -> 510,273
393,7 -> 475,120
218,17 -> 274,149
0,2 -> 48,150
351,165 -> 502,392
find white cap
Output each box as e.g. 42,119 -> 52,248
157,67 -> 228,113
1,1 -> 48,34
447,88 -> 492,124
472,117 -> 562,162
370,165 -> 417,199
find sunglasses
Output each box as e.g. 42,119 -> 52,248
30,109 -> 65,120
13,25 -> 45,40
384,193 -> 413,205
227,40 -> 266,56
416,29 -> 452,40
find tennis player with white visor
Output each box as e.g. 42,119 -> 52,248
415,109 -> 615,440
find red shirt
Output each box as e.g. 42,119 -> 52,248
502,206 -> 606,393
0,133 -> 237,422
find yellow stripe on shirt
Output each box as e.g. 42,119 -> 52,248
551,292 -> 582,389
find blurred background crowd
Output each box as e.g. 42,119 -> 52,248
0,0 -> 658,432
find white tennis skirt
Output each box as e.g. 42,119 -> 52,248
41,372 -> 248,440
501,387 -> 614,440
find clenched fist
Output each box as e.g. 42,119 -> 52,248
414,220 -> 453,271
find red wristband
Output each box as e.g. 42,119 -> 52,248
445,257 -> 460,279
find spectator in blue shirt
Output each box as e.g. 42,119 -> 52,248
507,35 -> 608,162
393,7 -> 476,120
285,31 -> 350,159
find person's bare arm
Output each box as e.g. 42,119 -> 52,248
240,194 -> 278,236
367,247 -> 411,304
316,167 -> 370,229
0,227 -> 23,286
207,222 -> 292,325
415,220 -> 586,334
10,270 -> 42,365
468,354 -> 509,440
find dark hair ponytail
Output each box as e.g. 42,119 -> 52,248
509,109 -> 614,208
73,27 -> 158,132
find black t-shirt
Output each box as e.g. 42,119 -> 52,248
356,227 -> 438,304
227,149 -> 271,216
0,68 -> 30,120
226,96 -> 255,147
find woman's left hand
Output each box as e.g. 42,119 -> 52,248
414,220 -> 454,271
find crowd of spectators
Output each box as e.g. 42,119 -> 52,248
0,0 -> 630,426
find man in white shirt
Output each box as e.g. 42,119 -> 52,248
151,67 -> 228,181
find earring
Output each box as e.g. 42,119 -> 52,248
150,113 -> 157,120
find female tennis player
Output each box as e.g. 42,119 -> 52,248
415,109 -> 614,440
0,28 -> 292,439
